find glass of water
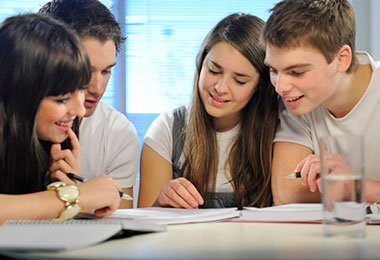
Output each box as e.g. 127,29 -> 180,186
319,135 -> 366,238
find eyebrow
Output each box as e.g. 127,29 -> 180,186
210,61 -> 252,78
265,61 -> 312,71
91,62 -> 117,71
284,64 -> 312,70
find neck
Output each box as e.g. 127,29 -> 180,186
325,64 -> 372,118
213,115 -> 240,132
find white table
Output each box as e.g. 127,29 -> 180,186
3,221 -> 380,259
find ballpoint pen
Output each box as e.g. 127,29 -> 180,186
67,173 -> 133,200
285,171 -> 301,179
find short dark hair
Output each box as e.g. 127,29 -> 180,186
39,0 -> 125,52
262,0 -> 358,73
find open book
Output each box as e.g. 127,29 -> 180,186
0,218 -> 166,251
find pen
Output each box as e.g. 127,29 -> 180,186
285,171 -> 301,179
67,173 -> 133,200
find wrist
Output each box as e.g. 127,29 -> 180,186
47,181 -> 81,220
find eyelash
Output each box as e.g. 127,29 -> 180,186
270,69 -> 304,76
269,68 -> 277,74
208,68 -> 220,75
291,71 -> 304,76
209,68 -> 247,85
56,97 -> 70,103
235,80 -> 246,85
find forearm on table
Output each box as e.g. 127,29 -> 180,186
0,191 -> 65,224
272,141 -> 320,204
365,179 -> 380,203
272,177 -> 321,205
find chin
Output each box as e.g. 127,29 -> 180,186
85,108 -> 96,117
289,107 -> 311,116
50,134 -> 69,144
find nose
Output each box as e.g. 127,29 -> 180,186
87,72 -> 104,97
272,73 -> 292,95
214,75 -> 229,95
69,90 -> 86,117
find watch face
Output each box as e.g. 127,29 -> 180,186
58,185 -> 80,202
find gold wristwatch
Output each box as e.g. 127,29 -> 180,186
47,181 -> 81,220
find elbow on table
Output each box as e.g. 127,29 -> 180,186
272,186 -> 321,205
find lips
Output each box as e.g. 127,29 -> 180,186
285,95 -> 303,102
55,120 -> 73,128
84,99 -> 98,108
210,93 -> 229,103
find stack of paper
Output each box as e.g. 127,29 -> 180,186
241,203 -> 323,222
99,207 -> 240,225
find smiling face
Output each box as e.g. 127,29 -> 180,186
82,37 -> 116,117
198,42 -> 259,131
264,45 -> 341,115
35,89 -> 86,143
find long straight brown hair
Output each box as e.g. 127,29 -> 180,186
181,13 -> 278,208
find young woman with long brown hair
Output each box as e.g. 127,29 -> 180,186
138,13 -> 278,209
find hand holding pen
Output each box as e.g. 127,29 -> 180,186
286,172 -> 301,179
67,173 -> 133,201
68,174 -> 122,216
284,154 -> 322,193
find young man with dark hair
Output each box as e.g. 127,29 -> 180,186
40,0 -> 138,208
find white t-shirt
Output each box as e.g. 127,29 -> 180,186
79,102 -> 139,187
274,52 -> 380,180
143,105 -> 237,192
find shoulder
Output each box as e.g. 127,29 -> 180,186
80,102 -> 137,139
153,104 -> 190,126
96,102 -> 129,121
143,106 -> 189,164
145,107 -> 177,137
94,102 -> 134,128
356,51 -> 380,72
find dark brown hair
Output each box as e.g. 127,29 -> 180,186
0,13 -> 91,194
39,0 -> 125,52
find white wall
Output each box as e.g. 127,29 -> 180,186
353,0 -> 380,60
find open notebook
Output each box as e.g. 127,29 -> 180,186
239,203 -> 380,224
79,207 -> 241,225
80,204 -> 380,225
0,218 -> 166,251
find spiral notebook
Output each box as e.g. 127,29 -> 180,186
0,218 -> 166,251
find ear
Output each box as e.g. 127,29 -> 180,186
336,45 -> 352,73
